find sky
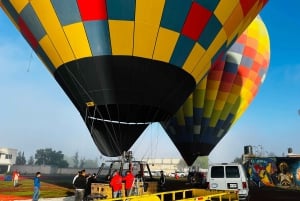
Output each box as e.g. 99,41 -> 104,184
0,1 -> 300,165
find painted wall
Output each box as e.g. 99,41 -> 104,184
244,157 -> 300,187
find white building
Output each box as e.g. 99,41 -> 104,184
0,148 -> 17,173
145,158 -> 183,175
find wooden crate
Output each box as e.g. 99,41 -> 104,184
91,183 -> 126,199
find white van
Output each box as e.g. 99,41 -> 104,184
206,163 -> 249,200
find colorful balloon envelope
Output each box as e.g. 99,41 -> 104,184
0,0 -> 267,157
162,16 -> 270,166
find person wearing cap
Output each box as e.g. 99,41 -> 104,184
33,172 -> 41,201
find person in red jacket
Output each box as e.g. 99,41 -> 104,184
123,170 -> 135,196
110,170 -> 122,198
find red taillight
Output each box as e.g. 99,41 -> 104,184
242,181 -> 247,189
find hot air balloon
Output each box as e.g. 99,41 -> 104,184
0,0 -> 268,157
162,16 -> 270,166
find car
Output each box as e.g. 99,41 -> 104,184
206,163 -> 249,201
169,171 -> 187,178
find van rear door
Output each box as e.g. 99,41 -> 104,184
224,165 -> 242,190
209,166 -> 227,190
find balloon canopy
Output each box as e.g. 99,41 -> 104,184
0,0 -> 268,157
161,16 -> 270,166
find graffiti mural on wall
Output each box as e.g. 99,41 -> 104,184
245,157 -> 300,187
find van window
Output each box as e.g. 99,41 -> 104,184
211,166 -> 224,178
226,166 -> 240,178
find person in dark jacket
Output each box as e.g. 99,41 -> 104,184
159,170 -> 166,191
84,173 -> 97,198
74,170 -> 87,201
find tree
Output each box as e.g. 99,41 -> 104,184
193,156 -> 208,169
177,159 -> 187,170
34,148 -> 69,168
73,152 -> 79,168
233,157 -> 243,164
15,151 -> 26,165
28,156 -> 34,165
82,159 -> 99,168
79,158 -> 85,168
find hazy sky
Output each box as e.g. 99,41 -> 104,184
0,1 -> 300,165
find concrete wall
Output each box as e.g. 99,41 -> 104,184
11,165 -> 98,175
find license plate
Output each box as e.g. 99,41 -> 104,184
227,183 -> 238,189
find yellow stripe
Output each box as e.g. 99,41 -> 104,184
227,95 -> 238,106
153,27 -> 179,62
31,0 -> 75,65
183,95 -> 193,117
223,4 -> 243,41
214,98 -> 225,110
63,22 -> 92,59
209,110 -> 221,127
206,29 -> 227,60
39,35 -> 63,68
109,20 -> 134,55
209,80 -> 220,90
175,108 -> 185,126
203,100 -> 215,118
182,43 -> 205,74
10,0 -> 28,13
206,88 -> 218,100
219,102 -> 232,120
214,0 -> 239,24
194,76 -> 207,108
192,56 -> 212,83
134,0 -> 165,58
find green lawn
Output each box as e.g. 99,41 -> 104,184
0,175 -> 74,198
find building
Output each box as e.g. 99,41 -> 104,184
144,158 -> 185,175
0,148 -> 17,173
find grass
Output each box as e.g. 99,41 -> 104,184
0,175 -> 74,199
0,174 -> 190,199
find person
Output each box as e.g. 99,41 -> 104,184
175,172 -> 179,180
72,171 -> 80,186
12,169 -> 20,187
159,170 -> 166,191
33,172 -> 41,201
84,173 -> 97,199
123,170 -> 135,196
74,170 -> 87,201
110,170 -> 122,198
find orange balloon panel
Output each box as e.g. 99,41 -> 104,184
162,16 -> 270,165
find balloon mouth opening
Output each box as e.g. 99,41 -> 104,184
88,116 -> 151,125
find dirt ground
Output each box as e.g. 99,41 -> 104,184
249,186 -> 300,201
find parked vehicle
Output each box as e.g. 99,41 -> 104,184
206,163 -> 249,200
169,171 -> 187,178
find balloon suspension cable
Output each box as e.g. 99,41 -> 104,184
87,116 -> 151,125
26,51 -> 33,72
89,105 -> 97,134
